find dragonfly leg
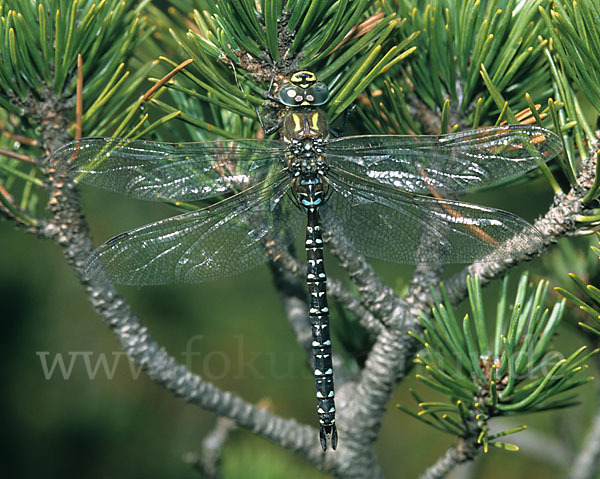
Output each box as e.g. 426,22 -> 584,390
329,102 -> 357,138
255,106 -> 281,136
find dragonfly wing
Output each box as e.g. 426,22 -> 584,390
321,167 -> 543,265
55,137 -> 287,201
325,125 -> 561,195
85,170 -> 302,284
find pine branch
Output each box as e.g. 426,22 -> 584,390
1,0 -> 348,469
320,145 -> 598,467
44,147 -> 330,464
1,0 -> 599,476
184,416 -> 236,478
325,227 -> 406,324
0,0 -> 152,226
444,146 -> 598,305
420,436 -> 479,479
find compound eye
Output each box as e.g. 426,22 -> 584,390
305,82 -> 329,106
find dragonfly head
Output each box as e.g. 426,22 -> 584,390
279,70 -> 329,107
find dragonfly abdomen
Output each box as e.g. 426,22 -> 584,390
305,208 -> 337,450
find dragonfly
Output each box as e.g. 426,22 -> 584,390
55,70 -> 561,450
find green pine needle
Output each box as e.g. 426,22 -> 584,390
404,271 -> 594,450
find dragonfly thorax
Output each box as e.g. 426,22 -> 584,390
282,111 -> 328,142
287,135 -> 328,174
283,109 -> 329,210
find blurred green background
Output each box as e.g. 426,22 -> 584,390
1,171 -> 595,478
1,0 -> 598,476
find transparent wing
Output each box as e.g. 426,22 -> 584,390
86,170 -> 303,285
325,125 -> 561,195
321,166 -> 543,265
54,137 -> 288,201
